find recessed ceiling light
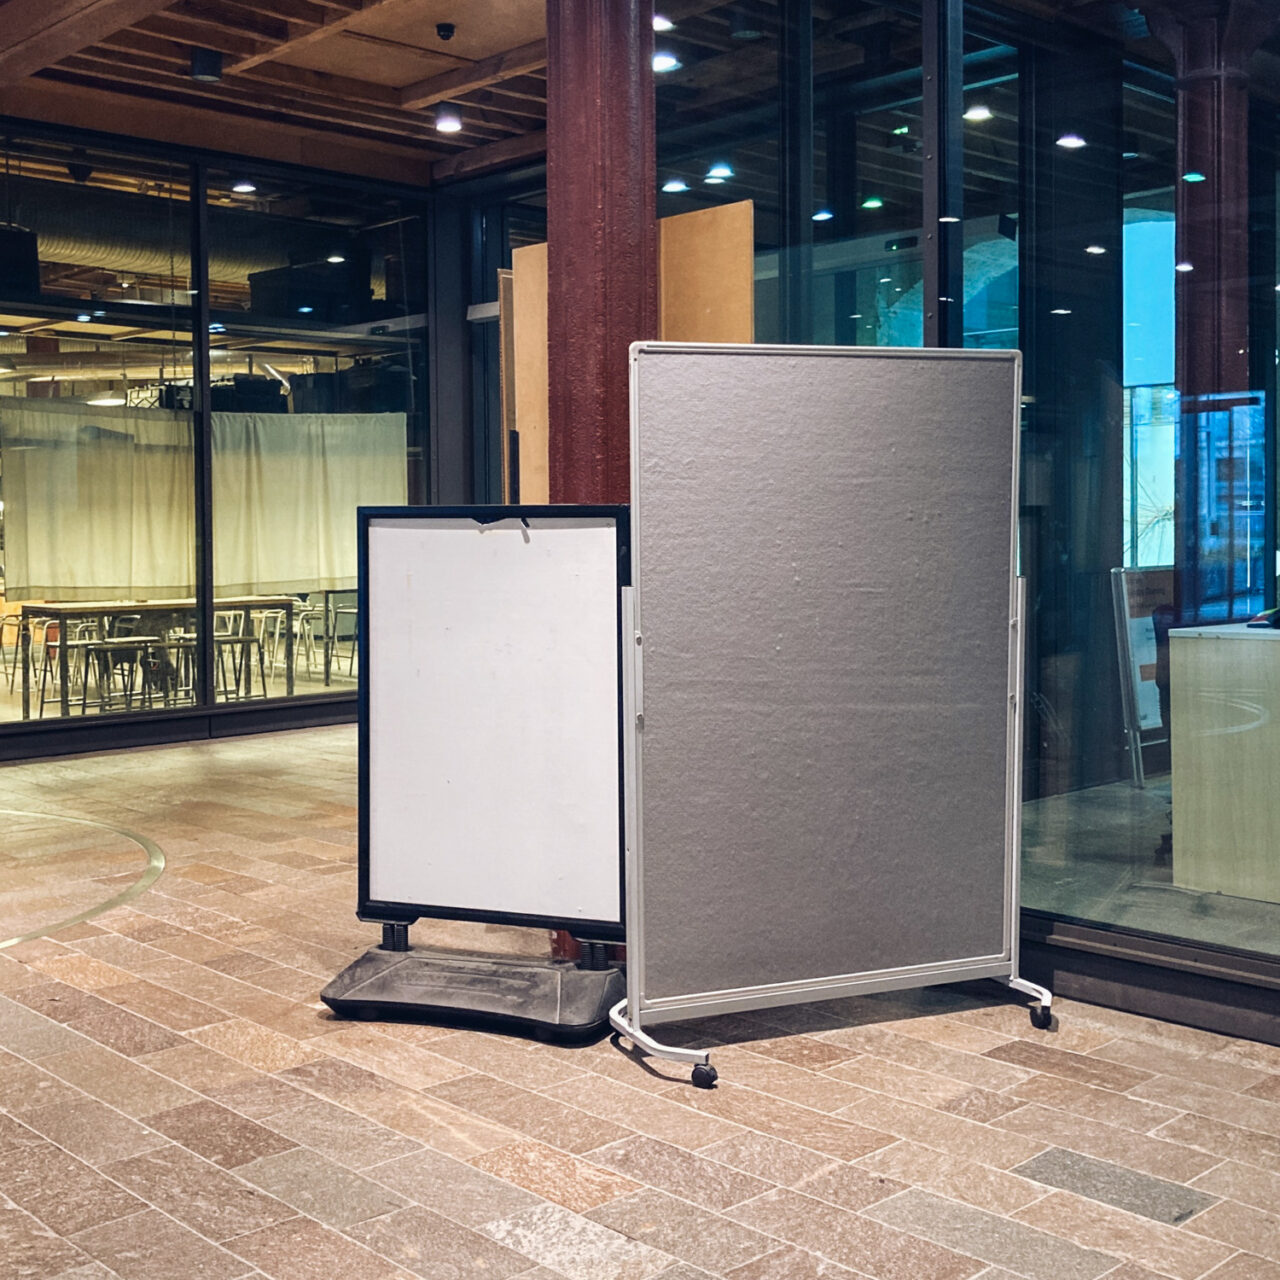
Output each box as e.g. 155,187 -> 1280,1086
652,14 -> 675,31
849,313 -> 862,319
812,209 -> 834,222
0,329 -> 9,336
1123,151 -> 1140,159
939,215 -> 961,223
76,313 -> 92,322
326,253 -> 346,264
707,162 -> 733,179
1182,171 -> 1206,183
1051,308 -> 1072,315
662,178 -> 689,193
436,107 -> 462,133
963,104 -> 992,121
297,305 -> 314,314
879,277 -> 892,284
209,322 -> 226,333
232,180 -> 256,194
1176,261 -> 1194,272
892,125 -> 910,136
705,176 -> 725,185
1055,133 -> 1086,149
653,51 -> 681,72
861,195 -> 884,209
1085,244 -> 1107,255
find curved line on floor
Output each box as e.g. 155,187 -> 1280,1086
0,808 -> 166,950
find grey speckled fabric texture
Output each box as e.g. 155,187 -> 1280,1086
630,346 -> 1020,1005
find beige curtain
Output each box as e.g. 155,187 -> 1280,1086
1,399 -> 407,600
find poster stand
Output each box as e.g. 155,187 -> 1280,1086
1111,566 -> 1174,788
610,344 -> 1052,1086
322,506 -> 629,1041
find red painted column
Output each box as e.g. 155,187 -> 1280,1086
545,0 -> 657,505
545,1 -> 656,960
1139,0 -> 1276,396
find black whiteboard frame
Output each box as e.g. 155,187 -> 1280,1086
357,504 -> 630,940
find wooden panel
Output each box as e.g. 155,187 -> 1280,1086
658,199 -> 754,343
1171,625 -> 1280,905
511,241 -> 549,504
497,266 -> 515,504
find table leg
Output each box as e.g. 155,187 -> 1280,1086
285,603 -> 295,696
324,594 -> 333,687
60,627 -> 71,717
21,621 -> 30,719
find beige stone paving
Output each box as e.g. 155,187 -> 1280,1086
1,726 -> 1279,1279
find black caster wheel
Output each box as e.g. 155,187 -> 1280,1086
1030,1005 -> 1053,1030
691,1063 -> 718,1089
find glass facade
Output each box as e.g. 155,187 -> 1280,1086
0,141 -> 427,725
648,0 -> 1280,977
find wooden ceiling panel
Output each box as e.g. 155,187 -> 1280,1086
344,0 -> 544,61
273,33 -> 456,86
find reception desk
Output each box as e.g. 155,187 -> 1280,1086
1170,623 -> 1280,906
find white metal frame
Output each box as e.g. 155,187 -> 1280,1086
611,343 -> 1051,1082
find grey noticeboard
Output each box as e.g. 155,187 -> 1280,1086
626,343 -> 1023,1024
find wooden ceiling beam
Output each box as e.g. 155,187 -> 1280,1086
0,0 -> 179,85
167,1 -> 293,43
225,0 -> 413,72
399,39 -> 547,110
237,60 -> 402,107
141,13 -> 270,58
431,128 -> 546,183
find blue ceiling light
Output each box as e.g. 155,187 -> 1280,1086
812,209 -> 834,222
653,51 -> 681,72
662,178 -> 690,193
707,162 -> 733,179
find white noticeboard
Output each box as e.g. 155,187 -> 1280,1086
360,509 -> 626,935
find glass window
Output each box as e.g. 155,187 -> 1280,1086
203,166 -> 427,702
0,140 -> 196,724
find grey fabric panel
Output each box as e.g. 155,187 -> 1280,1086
632,347 -> 1018,1003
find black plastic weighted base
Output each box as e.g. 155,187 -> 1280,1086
1030,1005 -> 1053,1030
321,946 -> 624,1044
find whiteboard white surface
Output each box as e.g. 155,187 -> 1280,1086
367,516 -> 622,925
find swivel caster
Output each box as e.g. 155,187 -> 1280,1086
1030,1005 -> 1053,1030
691,1063 -> 718,1089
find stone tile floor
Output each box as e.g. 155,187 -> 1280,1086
1,725 -> 1279,1280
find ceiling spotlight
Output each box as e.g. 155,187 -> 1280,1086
963,104 -> 992,121
705,176 -> 725,185
730,7 -> 765,39
892,125 -> 910,136
861,195 -> 884,209
939,215 -> 961,223
812,209 -> 834,222
1176,261 -> 1194,272
1084,244 -> 1107,255
1123,151 -> 1140,159
652,14 -> 675,31
326,253 -> 346,264
653,51 -> 682,72
707,162 -> 733,179
879,277 -> 893,284
1182,171 -> 1206,183
76,313 -> 92,323
297,305 -> 314,314
232,180 -> 256,194
1056,133 -> 1087,149
209,322 -> 226,333
435,106 -> 462,133
190,47 -> 223,82
662,178 -> 690,193
1051,308 -> 1072,315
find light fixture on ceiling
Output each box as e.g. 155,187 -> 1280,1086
811,208 -> 834,222
938,215 -> 961,223
706,161 -> 733,179
1175,261 -> 1194,272
662,178 -> 690,193
87,393 -> 126,406
232,180 -> 256,194
963,104 -> 992,122
730,6 -> 765,39
326,252 -> 347,264
861,195 -> 884,209
1084,244 -> 1107,255
76,312 -> 92,323
1056,132 -> 1086,149
653,51 -> 681,72
190,47 -> 223,82
892,124 -> 910,136
435,105 -> 463,133
1182,171 -> 1206,183
1050,308 -> 1072,315
297,305 -> 314,314
209,322 -> 226,333
653,14 -> 675,31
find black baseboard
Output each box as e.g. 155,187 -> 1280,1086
0,697 -> 356,762
1022,912 -> 1280,1047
